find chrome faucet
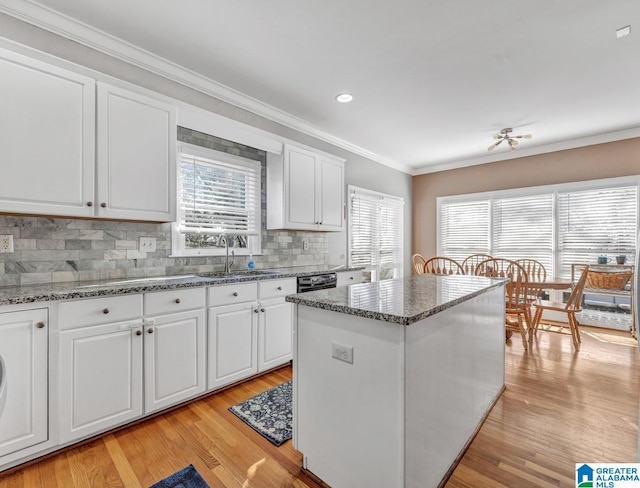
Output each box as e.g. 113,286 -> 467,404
219,235 -> 235,274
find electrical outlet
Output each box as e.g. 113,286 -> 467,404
0,235 -> 14,253
303,240 -> 309,251
139,237 -> 156,252
331,342 -> 354,364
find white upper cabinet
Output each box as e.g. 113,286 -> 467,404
267,143 -> 345,231
96,83 -> 176,221
0,49 -> 95,217
0,48 -> 177,222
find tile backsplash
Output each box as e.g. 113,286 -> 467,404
0,129 -> 330,287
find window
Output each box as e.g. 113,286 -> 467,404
438,177 -> 638,279
348,185 -> 404,280
172,143 -> 261,256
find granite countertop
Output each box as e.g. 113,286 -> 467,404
286,273 -> 505,326
0,265 -> 363,306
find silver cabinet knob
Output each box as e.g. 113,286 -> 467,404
102,308 -> 110,314
135,330 -> 142,336
277,286 -> 282,291
35,321 -> 46,329
147,327 -> 154,334
260,308 -> 265,312
233,292 -> 238,297
350,276 -> 354,280
175,298 -> 181,304
254,309 -> 259,313
100,202 -> 107,208
86,201 -> 93,207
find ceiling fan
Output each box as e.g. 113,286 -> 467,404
487,128 -> 532,152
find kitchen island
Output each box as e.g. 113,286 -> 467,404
286,273 -> 506,488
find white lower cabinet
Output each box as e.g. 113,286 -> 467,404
143,289 -> 206,414
59,289 -> 207,443
207,278 -> 295,391
258,297 -> 294,371
58,319 -> 144,444
207,301 -> 258,390
0,308 -> 48,458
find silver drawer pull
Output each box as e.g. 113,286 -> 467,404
86,201 -> 93,207
175,298 -> 181,304
350,277 -> 354,280
102,308 -> 110,314
147,327 -> 154,334
277,286 -> 282,291
35,321 -> 46,329
260,308 -> 265,312
254,308 -> 259,313
136,330 -> 142,336
233,292 -> 239,297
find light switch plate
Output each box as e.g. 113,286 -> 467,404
0,235 -> 14,253
139,237 -> 156,252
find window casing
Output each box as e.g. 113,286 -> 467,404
172,143 -> 261,257
438,176 -> 639,279
348,185 -> 404,280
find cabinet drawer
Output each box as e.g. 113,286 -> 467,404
208,282 -> 258,307
144,287 -> 205,315
336,271 -> 364,287
59,294 -> 143,330
258,278 -> 297,299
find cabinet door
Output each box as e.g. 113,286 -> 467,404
144,310 -> 206,414
0,309 -> 48,458
96,82 -> 176,222
285,145 -> 318,229
0,49 -> 95,217
317,157 -> 344,231
208,302 -> 257,390
258,298 -> 293,371
59,320 -> 143,444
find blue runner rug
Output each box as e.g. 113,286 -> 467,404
150,464 -> 209,488
228,380 -> 292,446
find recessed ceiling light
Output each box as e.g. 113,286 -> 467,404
616,25 -> 631,38
335,93 -> 353,103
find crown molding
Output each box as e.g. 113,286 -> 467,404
0,0 -> 413,174
411,126 -> 640,175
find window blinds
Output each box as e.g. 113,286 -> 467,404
178,150 -> 261,235
349,188 -> 404,273
439,181 -> 638,279
557,185 -> 637,277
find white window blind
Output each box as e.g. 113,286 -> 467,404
349,186 -> 404,279
438,178 -> 638,279
178,149 -> 260,236
557,185 -> 637,277
440,200 -> 490,262
492,194 -> 553,271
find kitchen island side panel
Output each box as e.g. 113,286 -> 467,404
404,285 -> 506,487
296,306 -> 405,488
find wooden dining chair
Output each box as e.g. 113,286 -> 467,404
461,254 -> 492,275
412,254 -> 427,275
474,258 -> 530,350
423,257 -> 464,275
530,265 -> 589,351
515,259 -> 547,300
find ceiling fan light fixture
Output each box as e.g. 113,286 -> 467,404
487,127 -> 532,152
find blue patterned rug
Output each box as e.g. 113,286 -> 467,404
228,380 -> 292,446
149,464 -> 209,488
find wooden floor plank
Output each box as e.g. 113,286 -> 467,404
1,325 -> 638,488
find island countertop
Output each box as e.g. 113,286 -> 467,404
286,273 -> 505,325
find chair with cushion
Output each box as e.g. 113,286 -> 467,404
530,265 -> 589,351
461,254 -> 493,275
423,257 -> 464,275
474,258 -> 530,350
412,254 -> 427,275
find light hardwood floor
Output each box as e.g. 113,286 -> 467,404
1,325 -> 638,488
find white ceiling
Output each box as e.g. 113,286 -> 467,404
3,0 -> 640,174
